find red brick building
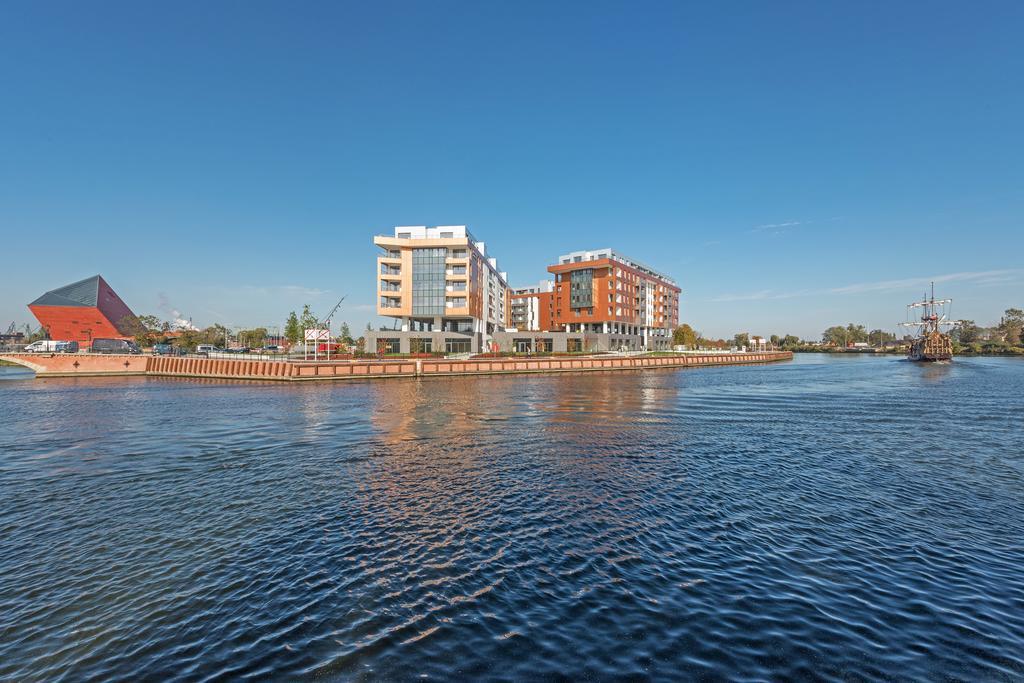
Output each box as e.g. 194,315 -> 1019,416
547,248 -> 680,347
28,275 -> 139,344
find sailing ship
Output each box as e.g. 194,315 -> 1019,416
899,283 -> 962,362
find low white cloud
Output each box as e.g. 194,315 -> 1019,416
237,284 -> 332,299
712,269 -> 1022,303
711,289 -> 783,302
280,285 -> 331,298
827,269 -> 1021,295
752,220 -> 803,232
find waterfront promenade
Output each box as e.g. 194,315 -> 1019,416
0,350 -> 791,381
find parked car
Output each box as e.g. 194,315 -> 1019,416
224,346 -> 250,354
91,338 -> 141,354
195,344 -> 222,357
152,343 -> 184,356
261,345 -> 281,352
54,341 -> 79,353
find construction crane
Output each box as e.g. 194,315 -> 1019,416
303,295 -> 347,361
5,322 -> 15,336
319,295 -> 348,328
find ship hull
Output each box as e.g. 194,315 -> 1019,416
908,332 -> 953,362
908,352 -> 952,362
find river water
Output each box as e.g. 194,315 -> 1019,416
1,355 -> 1022,681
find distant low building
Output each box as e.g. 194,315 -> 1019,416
28,275 -> 139,344
508,281 -> 555,332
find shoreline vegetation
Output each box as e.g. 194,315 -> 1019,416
789,346 -> 1024,356
678,307 -> 1024,359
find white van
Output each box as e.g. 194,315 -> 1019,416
23,340 -> 60,353
195,345 -> 221,357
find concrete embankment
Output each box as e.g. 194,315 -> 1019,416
0,351 -> 792,381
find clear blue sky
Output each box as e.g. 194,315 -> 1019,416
2,1 -> 1022,339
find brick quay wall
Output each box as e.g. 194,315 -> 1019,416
1,351 -> 792,382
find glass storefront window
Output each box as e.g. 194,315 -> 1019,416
409,338 -> 432,353
445,339 -> 472,353
378,338 -> 400,354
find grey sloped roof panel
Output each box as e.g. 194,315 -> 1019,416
29,275 -> 101,307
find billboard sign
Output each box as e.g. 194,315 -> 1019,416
304,328 -> 330,342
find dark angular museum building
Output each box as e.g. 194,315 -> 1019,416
28,275 -> 138,343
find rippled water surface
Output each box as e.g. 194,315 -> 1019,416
1,355 -> 1023,681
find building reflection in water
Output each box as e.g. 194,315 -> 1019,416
340,371 -> 695,654
357,369 -> 690,556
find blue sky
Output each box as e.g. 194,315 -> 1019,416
2,1 -> 1022,339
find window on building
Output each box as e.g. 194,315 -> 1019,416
378,338 -> 401,354
412,247 -> 446,316
569,268 -> 594,308
409,338 -> 433,354
440,231 -> 454,239
443,320 -> 473,333
445,338 -> 472,353
447,297 -> 467,308
567,338 -> 583,352
451,249 -> 467,258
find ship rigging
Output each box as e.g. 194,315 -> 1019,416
899,282 -> 962,362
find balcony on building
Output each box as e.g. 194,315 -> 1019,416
445,297 -> 468,309
446,248 -> 469,263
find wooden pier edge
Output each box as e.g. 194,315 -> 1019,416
1,351 -> 792,382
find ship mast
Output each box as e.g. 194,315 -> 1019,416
899,281 -> 961,336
